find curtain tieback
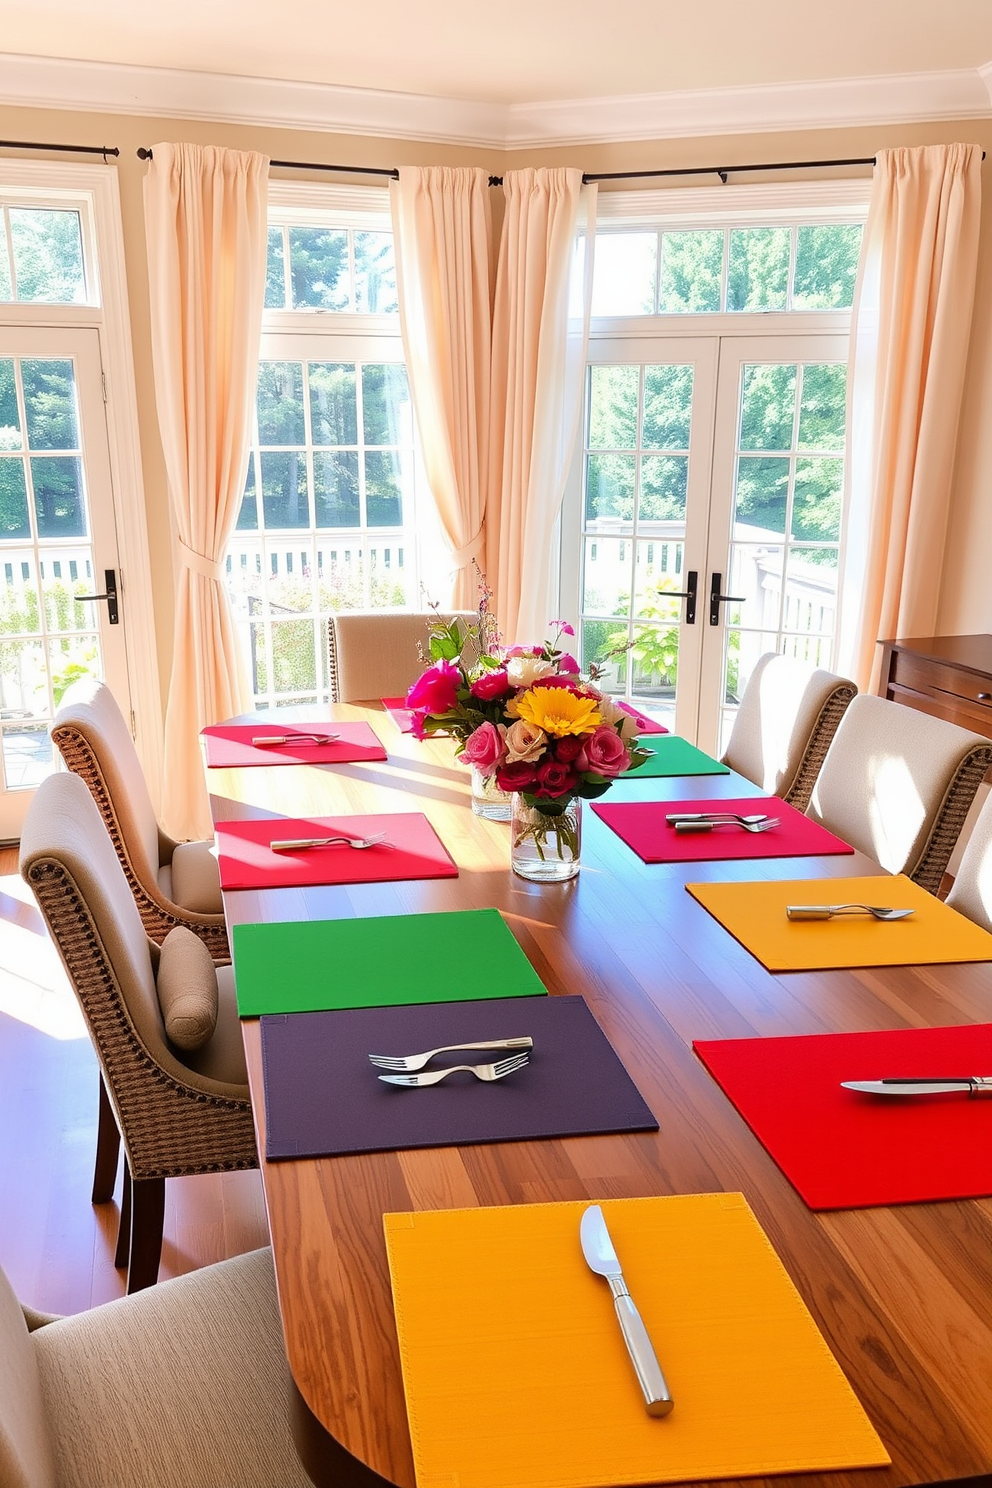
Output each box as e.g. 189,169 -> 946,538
177,540 -> 223,581
450,531 -> 485,570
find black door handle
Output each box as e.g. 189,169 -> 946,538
78,569 -> 119,625
661,569 -> 697,625
709,572 -> 745,626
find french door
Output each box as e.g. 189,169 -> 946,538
565,330 -> 849,755
0,325 -> 131,838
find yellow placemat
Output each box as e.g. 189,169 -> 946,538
384,1193 -> 889,1488
686,874 -> 992,971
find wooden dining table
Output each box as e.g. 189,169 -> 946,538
208,703 -> 992,1488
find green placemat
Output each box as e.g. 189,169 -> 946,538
620,735 -> 731,778
232,908 -> 547,1016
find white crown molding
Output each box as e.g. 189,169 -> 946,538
0,51 -> 989,152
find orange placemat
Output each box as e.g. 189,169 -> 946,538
686,874 -> 992,971
384,1194 -> 889,1488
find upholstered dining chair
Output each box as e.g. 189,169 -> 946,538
328,608 -> 477,702
0,1246 -> 314,1488
49,679 -> 229,963
806,693 -> 992,895
720,652 -> 857,812
944,789 -> 992,930
20,772 -> 257,1294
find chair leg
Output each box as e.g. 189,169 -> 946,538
125,1175 -> 165,1294
115,1162 -> 131,1268
91,1073 -> 120,1203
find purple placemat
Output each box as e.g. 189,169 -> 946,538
260,995 -> 658,1160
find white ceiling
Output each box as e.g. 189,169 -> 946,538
4,0 -> 992,107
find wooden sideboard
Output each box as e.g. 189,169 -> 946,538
878,633 -> 992,738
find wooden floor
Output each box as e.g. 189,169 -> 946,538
0,846 -> 269,1316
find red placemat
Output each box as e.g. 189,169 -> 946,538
203,720 -> 386,767
215,812 -> 458,890
617,701 -> 669,734
694,1023 -> 992,1208
382,697 -> 416,732
591,796 -> 853,863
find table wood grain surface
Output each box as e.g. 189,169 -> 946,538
209,704 -> 992,1488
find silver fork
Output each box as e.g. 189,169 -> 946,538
667,812 -> 771,826
369,1037 -> 533,1073
786,903 -> 915,921
251,733 -> 339,747
674,817 -> 779,834
377,1053 -> 530,1087
270,833 -> 388,852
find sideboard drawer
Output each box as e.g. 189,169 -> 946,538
879,635 -> 992,742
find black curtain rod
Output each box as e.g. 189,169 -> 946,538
1,139 -> 119,159
136,147 -> 398,177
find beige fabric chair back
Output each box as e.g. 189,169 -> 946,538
50,679 -> 228,960
721,653 -> 857,811
807,693 -> 992,893
0,1264 -> 56,1488
19,773 -> 253,1176
945,790 -> 992,931
328,609 -> 477,702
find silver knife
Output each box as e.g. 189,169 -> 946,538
579,1204 -> 674,1417
841,1076 -> 992,1096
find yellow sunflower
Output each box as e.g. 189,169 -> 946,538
515,686 -> 602,738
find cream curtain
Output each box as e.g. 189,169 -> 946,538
839,144 -> 982,689
144,143 -> 269,840
390,167 -> 492,609
487,169 -> 596,644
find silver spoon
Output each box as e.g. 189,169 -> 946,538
269,833 -> 388,852
786,903 -> 915,921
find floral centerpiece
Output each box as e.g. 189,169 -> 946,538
406,603 -> 649,880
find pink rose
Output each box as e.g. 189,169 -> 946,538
535,758 -> 576,797
496,760 -> 539,791
531,676 -> 582,693
504,719 -> 547,763
462,721 -> 507,774
406,659 -> 461,715
554,735 -> 584,763
584,723 -> 630,778
470,668 -> 510,701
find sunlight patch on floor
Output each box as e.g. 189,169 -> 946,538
0,873 -> 86,1040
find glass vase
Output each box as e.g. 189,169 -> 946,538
510,795 -> 582,882
471,765 -> 512,821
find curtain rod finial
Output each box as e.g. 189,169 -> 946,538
137,147 -> 153,161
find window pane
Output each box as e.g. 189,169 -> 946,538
797,363 -> 846,450
42,568 -> 92,634
792,456 -> 843,541
728,227 -> 790,311
591,233 -> 656,315
289,228 -> 349,310
640,455 -> 687,520
0,228 -> 10,302
658,230 -> 723,313
735,456 -> 789,535
256,362 -> 305,445
784,547 -> 839,633
2,719 -> 53,789
265,227 -> 286,309
237,459 -> 258,531
365,450 -> 403,526
9,209 -> 85,304
588,365 -> 638,450
582,537 -> 633,615
794,224 -> 862,309
362,364 -> 410,445
642,365 -> 692,449
22,360 -> 79,450
634,556 -> 686,622
314,450 -> 360,527
260,451 -> 309,528
271,618 -> 317,694
581,618 -> 627,691
739,364 -> 796,451
32,456 -> 86,538
355,232 -> 398,314
585,452 -> 635,522
728,542 -> 784,630
0,459 -> 29,536
309,363 -> 357,446
0,359 -> 20,448
630,620 -> 679,693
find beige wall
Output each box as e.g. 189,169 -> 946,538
1,104 -> 989,715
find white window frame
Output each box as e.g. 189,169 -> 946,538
0,160 -> 160,801
561,179 -> 871,742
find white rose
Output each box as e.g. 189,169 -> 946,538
504,719 -> 548,762
505,654 -> 556,688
